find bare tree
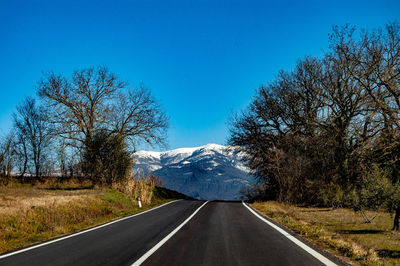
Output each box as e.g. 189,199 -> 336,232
38,66 -> 168,149
110,88 -> 168,149
229,22 -> 400,229
14,133 -> 29,179
13,97 -> 53,180
0,133 -> 17,179
37,66 -> 168,185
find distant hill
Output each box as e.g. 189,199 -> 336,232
133,144 -> 255,200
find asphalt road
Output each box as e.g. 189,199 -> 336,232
0,200 -> 340,266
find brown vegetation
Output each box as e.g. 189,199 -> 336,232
0,177 -> 171,255
251,201 -> 400,265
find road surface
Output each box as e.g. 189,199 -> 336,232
0,200 -> 341,266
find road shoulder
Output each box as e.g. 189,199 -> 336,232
244,202 -> 350,266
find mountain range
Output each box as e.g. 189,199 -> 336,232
133,143 -> 255,200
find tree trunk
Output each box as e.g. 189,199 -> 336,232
35,163 -> 40,180
393,205 -> 400,231
19,149 -> 28,181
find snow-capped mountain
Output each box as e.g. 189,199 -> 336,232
133,144 -> 255,200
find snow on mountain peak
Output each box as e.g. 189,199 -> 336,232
133,144 -> 255,200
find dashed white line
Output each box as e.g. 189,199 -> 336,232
131,201 -> 208,266
242,201 -> 337,266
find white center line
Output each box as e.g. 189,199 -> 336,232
242,201 -> 337,266
132,201 -> 208,266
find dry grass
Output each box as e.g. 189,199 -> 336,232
0,178 -> 171,255
251,201 -> 400,265
0,186 -> 100,215
112,176 -> 157,205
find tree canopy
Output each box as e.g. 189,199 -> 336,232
38,66 -> 168,150
229,22 -> 400,230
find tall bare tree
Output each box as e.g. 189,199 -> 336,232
13,97 -> 53,179
230,22 -> 400,230
37,66 -> 168,185
0,133 -> 17,179
14,133 -> 28,179
38,66 -> 168,149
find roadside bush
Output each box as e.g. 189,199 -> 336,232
350,165 -> 393,223
81,130 -> 132,187
320,182 -> 348,209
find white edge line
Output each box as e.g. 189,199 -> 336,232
242,201 -> 337,266
0,199 -> 182,260
131,201 -> 208,266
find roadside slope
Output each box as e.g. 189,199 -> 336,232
0,200 -> 203,266
0,185 -> 187,255
251,201 -> 400,265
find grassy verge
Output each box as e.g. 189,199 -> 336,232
251,201 -> 400,265
0,184 -> 183,254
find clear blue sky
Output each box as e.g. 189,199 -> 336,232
0,0 -> 399,150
